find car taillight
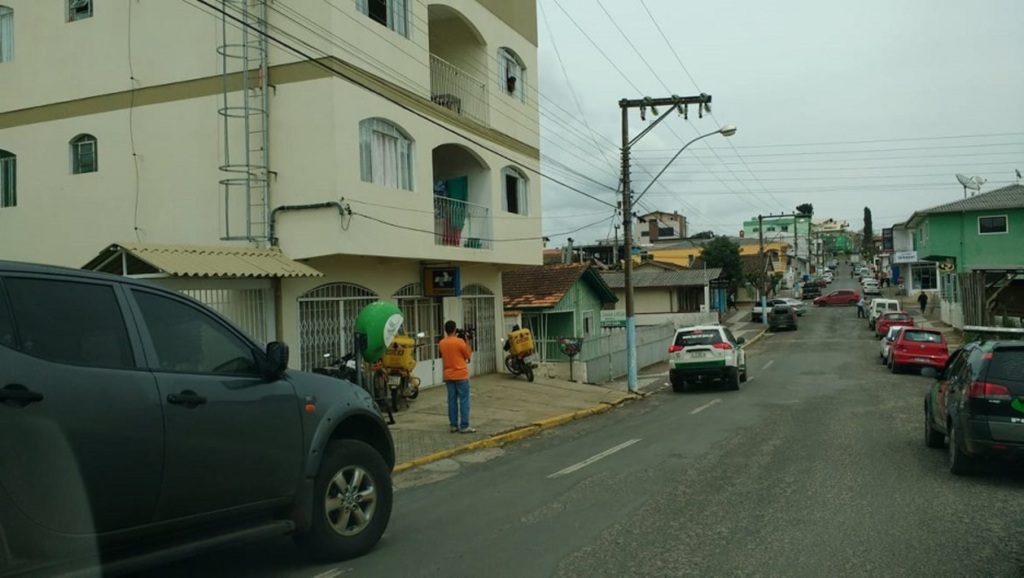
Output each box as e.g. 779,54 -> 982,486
712,342 -> 733,350
669,345 -> 683,353
967,381 -> 1011,399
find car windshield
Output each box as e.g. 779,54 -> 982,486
987,347 -> 1024,384
674,329 -> 723,347
902,330 -> 943,343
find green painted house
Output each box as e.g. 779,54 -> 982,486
906,184 -> 1024,272
502,263 -> 617,362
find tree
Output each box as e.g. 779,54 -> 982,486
690,230 -> 715,239
796,203 -> 814,216
699,236 -> 744,292
862,207 -> 874,255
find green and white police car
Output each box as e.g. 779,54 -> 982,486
668,325 -> 748,392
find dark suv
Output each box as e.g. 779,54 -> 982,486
0,261 -> 395,576
767,305 -> 798,332
923,339 -> 1024,475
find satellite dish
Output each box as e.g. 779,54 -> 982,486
956,174 -> 980,191
973,176 -> 988,187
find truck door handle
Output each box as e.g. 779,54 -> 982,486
167,390 -> 207,408
0,385 -> 44,407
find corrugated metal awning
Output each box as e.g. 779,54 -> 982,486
82,242 -> 323,278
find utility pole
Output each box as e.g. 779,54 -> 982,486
758,214 -> 767,325
620,93 -> 714,393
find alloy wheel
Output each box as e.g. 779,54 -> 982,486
324,465 -> 378,537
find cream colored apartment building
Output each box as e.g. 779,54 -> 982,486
0,0 -> 541,384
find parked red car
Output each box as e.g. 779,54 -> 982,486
875,311 -> 915,339
888,328 -> 949,373
812,289 -> 860,307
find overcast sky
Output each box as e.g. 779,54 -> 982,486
536,0 -> 1024,245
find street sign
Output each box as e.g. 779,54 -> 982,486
600,309 -> 626,327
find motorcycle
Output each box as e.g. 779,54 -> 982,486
315,352 -> 394,424
503,326 -> 536,382
381,332 -> 425,411
504,349 -> 536,382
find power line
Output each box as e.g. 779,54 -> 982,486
633,141 -> 1024,157
187,0 -> 618,210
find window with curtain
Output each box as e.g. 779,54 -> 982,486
359,118 -> 413,191
68,0 -> 92,21
501,166 -> 528,215
70,134 -> 98,174
498,48 -> 526,102
0,6 -> 13,63
355,0 -> 409,38
0,149 -> 15,208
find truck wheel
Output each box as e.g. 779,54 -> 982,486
296,440 -> 393,561
740,368 -> 748,383
948,423 -> 975,476
670,376 -> 686,393
727,369 -> 741,391
924,405 -> 944,449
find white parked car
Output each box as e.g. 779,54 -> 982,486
868,298 -> 901,330
862,279 -> 882,295
668,325 -> 747,393
879,325 -> 907,362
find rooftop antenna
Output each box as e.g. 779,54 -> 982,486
1016,169 -> 1022,184
956,174 -> 981,198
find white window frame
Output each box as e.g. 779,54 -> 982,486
501,166 -> 528,216
70,134 -> 98,174
354,0 -> 409,39
977,214 -> 1008,235
0,5 -> 12,63
498,47 -> 526,102
68,0 -> 92,22
358,118 -> 414,191
0,149 -> 14,208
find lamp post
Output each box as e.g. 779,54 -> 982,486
621,118 -> 736,393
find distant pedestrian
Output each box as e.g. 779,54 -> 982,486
728,292 -> 738,311
917,291 -> 929,315
439,320 -> 475,434
857,296 -> 866,318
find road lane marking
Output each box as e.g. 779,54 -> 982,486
689,398 -> 722,415
312,568 -> 350,578
547,439 -> 642,479
762,360 -> 775,370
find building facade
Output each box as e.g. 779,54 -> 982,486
0,0 -> 542,384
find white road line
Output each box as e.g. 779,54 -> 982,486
762,359 -> 775,370
547,439 -> 642,479
312,568 -> 349,578
689,398 -> 722,415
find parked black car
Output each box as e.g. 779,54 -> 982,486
800,285 -> 822,300
767,305 -> 798,331
923,338 -> 1024,475
0,261 -> 395,576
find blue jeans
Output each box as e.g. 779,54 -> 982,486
446,379 -> 471,430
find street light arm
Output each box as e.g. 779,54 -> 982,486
634,128 -> 733,204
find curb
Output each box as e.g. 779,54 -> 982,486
744,327 -> 770,348
392,393 -> 643,474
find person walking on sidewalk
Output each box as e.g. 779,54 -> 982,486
728,292 -> 738,311
856,296 -> 866,318
917,291 -> 929,315
439,320 -> 476,434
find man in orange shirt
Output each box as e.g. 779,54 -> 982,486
439,320 -> 475,433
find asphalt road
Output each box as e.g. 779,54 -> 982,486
143,273 -> 1024,577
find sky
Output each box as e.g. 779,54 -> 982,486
535,0 -> 1024,246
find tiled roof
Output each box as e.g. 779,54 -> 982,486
502,264 -> 616,309
918,184 -> 1024,215
82,242 -> 323,278
601,268 -> 723,289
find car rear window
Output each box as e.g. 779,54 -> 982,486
772,306 -> 791,314
902,330 -> 944,343
674,329 -> 723,347
883,313 -> 911,321
986,347 -> 1024,385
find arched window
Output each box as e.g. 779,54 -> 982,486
70,134 -> 98,174
498,47 -> 526,102
501,166 -> 528,216
0,6 -> 13,63
0,149 -> 15,208
358,118 -> 414,191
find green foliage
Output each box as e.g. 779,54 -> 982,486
796,203 -> 814,216
700,236 -> 745,291
690,230 -> 716,239
862,207 -> 874,255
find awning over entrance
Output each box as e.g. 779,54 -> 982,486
82,242 -> 323,278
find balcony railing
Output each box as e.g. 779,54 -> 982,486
429,54 -> 489,127
434,196 -> 492,250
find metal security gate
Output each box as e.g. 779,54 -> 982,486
180,287 -> 272,345
394,283 -> 443,362
297,283 -> 378,371
463,284 -> 496,375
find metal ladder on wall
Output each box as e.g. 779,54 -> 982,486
218,0 -> 270,242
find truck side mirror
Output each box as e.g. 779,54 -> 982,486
265,342 -> 289,377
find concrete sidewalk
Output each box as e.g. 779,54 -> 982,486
388,314 -> 768,472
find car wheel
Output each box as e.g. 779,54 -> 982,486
948,423 -> 975,476
670,376 -> 686,393
727,368 -> 741,391
924,404 -> 944,449
296,440 -> 393,562
740,368 -> 748,383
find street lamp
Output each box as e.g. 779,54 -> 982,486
621,123 -> 737,393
